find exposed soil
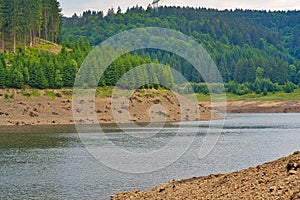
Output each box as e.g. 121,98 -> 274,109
113,151 -> 300,200
212,101 -> 300,113
1,89 -> 300,126
0,89 -> 216,126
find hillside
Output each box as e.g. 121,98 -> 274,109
62,7 -> 300,91
0,6 -> 300,95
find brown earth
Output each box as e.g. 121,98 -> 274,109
219,101 -> 300,113
1,89 -> 300,126
0,89 -> 216,126
113,151 -> 300,200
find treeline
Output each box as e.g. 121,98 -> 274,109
62,6 -> 300,92
190,79 -> 297,96
0,0 -> 62,53
0,41 -> 174,89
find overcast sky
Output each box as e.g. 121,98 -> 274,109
58,0 -> 300,17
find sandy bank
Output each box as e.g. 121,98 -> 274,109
0,89 -> 216,126
219,100 -> 300,113
113,151 -> 300,199
1,89 -> 300,126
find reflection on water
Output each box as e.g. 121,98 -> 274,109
0,113 -> 300,199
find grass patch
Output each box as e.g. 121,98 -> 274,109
226,89 -> 300,101
31,38 -> 62,54
96,87 -> 113,98
31,90 -> 40,97
20,89 -> 40,97
44,90 -> 56,99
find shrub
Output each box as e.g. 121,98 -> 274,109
283,81 -> 297,93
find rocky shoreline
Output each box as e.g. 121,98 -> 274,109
113,151 -> 300,199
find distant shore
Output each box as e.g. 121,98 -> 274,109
1,89 -> 300,126
112,151 -> 300,199
204,100 -> 300,113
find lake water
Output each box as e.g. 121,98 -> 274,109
1,113 -> 300,199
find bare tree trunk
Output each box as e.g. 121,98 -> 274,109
45,26 -> 48,41
44,10 -> 48,41
24,35 -> 27,51
38,29 -> 41,53
32,29 -> 36,46
29,29 -> 33,47
13,33 -> 16,53
1,28 -> 4,51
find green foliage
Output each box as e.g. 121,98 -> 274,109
294,71 -> 300,85
263,87 -> 268,96
235,83 -> 251,95
20,89 -> 40,97
283,81 -> 297,93
0,40 -> 91,89
62,7 -> 300,85
193,89 -> 300,102
96,87 -> 113,98
11,69 -> 24,89
62,59 -> 78,87
256,67 -> 264,79
44,90 -> 56,99
0,6 -> 300,96
0,58 -> 7,87
191,83 -> 209,94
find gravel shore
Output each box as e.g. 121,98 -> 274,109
113,151 -> 300,200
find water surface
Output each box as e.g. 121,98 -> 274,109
1,113 -> 300,199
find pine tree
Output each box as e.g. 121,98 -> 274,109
11,69 -> 24,89
8,0 -> 23,53
55,69 -> 63,88
62,59 -> 78,87
0,0 -> 4,50
0,59 -> 6,87
49,0 -> 62,43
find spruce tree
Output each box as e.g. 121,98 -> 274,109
0,60 -> 6,87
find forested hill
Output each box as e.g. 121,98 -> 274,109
0,5 -> 300,95
62,6 -> 300,94
63,6 -> 300,59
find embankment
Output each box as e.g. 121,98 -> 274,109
113,151 -> 300,199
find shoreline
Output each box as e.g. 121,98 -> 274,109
0,89 -> 216,127
113,151 -> 300,199
1,89 -> 300,127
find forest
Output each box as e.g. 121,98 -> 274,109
0,4 -> 300,95
0,0 -> 61,53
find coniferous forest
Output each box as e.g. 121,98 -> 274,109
0,0 -> 61,52
0,3 -> 300,95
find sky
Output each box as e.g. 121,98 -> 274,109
58,0 -> 300,17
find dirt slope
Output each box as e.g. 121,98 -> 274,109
113,151 -> 300,200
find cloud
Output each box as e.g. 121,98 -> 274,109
58,0 -> 300,17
